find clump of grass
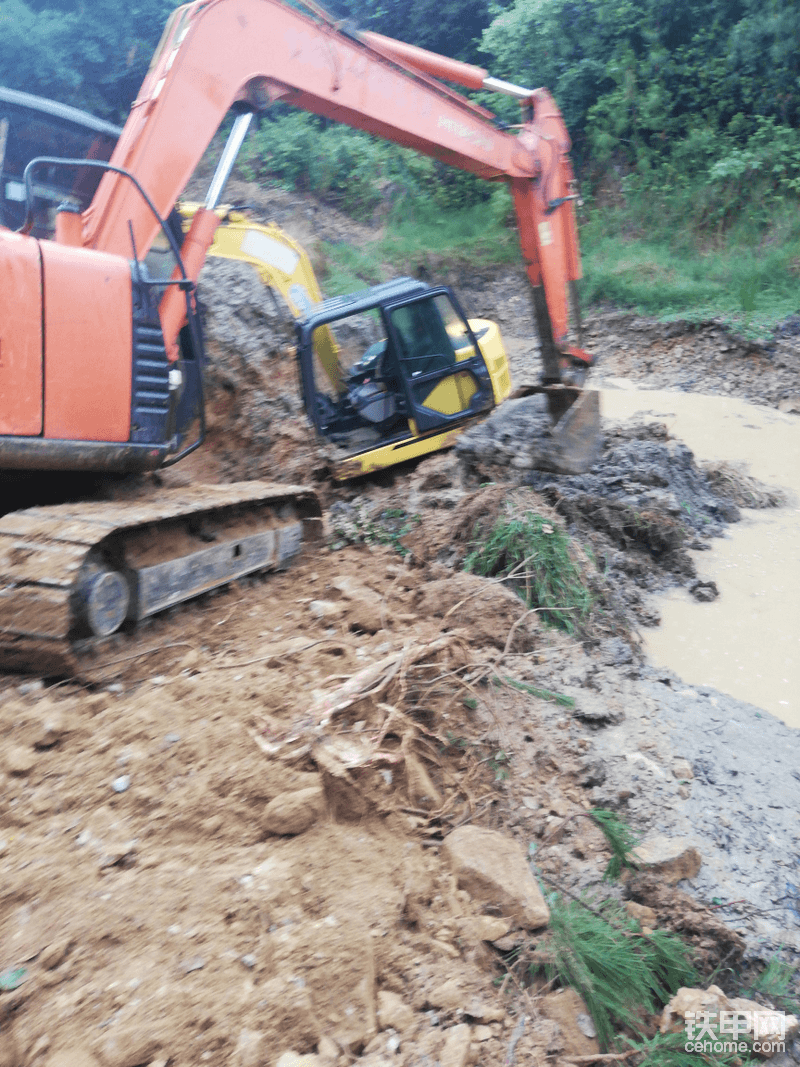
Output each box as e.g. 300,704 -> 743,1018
749,955 -> 799,1007
495,675 -> 576,708
703,461 -> 786,508
626,1029 -> 752,1067
591,807 -> 642,880
463,512 -> 593,633
540,895 -> 697,1051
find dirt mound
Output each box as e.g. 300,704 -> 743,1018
0,547 -> 622,1066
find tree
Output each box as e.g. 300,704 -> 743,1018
0,0 -> 179,120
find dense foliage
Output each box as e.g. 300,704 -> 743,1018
0,0 -> 176,120
482,0 -> 800,175
2,0 -> 798,328
2,0 -> 798,186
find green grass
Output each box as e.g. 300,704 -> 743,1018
463,512 -> 594,634
539,894 -> 697,1051
580,199 -> 800,338
379,190 -> 518,265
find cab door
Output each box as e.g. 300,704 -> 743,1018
383,289 -> 495,433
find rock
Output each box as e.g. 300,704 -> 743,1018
690,580 -> 718,602
232,1031 -> 264,1067
111,776 -> 130,794
95,1027 -> 161,1067
625,901 -> 657,928
662,986 -> 799,1052
427,979 -> 463,1011
376,990 -> 415,1032
308,600 -> 342,620
43,1050 -> 102,1067
576,1014 -> 596,1038
578,758 -> 607,787
537,989 -> 601,1058
275,1054 -> 323,1067
5,744 -> 35,775
672,759 -> 694,780
39,939 -> 71,970
463,1000 -> 505,1023
316,1036 -> 339,1064
440,1024 -> 472,1067
31,704 -> 66,749
441,826 -> 550,929
457,915 -> 511,943
572,693 -> 625,725
261,786 -> 325,836
630,835 -> 702,884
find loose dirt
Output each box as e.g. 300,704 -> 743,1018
2,186 -> 800,1066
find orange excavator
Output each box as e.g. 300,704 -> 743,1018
0,0 -> 596,673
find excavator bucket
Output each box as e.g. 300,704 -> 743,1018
511,385 -> 602,475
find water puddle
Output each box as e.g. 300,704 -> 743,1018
600,381 -> 800,728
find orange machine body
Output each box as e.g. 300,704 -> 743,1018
1,0 -> 587,475
0,230 -> 132,443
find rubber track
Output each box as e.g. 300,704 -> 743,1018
0,482 -> 322,677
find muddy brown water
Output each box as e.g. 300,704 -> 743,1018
600,381 -> 800,727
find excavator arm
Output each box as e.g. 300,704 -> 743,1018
81,0 -> 583,378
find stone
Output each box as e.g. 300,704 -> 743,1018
308,600 -> 342,620
463,1000 -> 505,1023
376,990 -> 414,1033
625,901 -> 657,928
441,826 -> 549,928
537,989 -> 600,1058
95,1027 -> 161,1067
43,1050 -> 102,1067
39,939 -> 71,970
427,979 -> 463,1011
232,1030 -> 264,1067
30,704 -> 66,749
275,1054 -> 323,1067
630,835 -> 702,884
261,786 -> 325,836
672,759 -> 694,780
316,1037 -> 339,1064
5,744 -> 35,775
661,985 -> 799,1049
457,915 -> 511,943
440,1024 -> 472,1067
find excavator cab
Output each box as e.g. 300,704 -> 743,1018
297,278 -> 511,478
0,87 -> 120,236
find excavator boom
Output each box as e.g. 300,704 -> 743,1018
83,0 -> 583,366
0,0 -> 599,675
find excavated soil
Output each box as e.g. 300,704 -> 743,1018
2,185 -> 800,1067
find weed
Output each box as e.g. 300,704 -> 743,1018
625,1028 -> 754,1066
494,674 -> 576,708
590,808 -> 642,881
539,894 -> 697,1051
488,750 -> 509,781
750,956 -> 798,1004
464,513 -> 593,633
